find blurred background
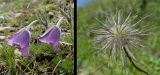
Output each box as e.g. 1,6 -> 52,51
77,0 -> 160,75
77,0 -> 91,7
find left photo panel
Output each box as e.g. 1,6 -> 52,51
0,0 -> 74,74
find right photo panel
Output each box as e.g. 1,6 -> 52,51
77,0 -> 158,75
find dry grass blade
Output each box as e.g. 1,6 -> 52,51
51,60 -> 62,75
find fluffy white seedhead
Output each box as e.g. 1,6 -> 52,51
94,11 -> 149,65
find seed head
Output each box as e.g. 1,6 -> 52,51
94,11 -> 149,65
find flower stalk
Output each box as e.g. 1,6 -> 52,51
123,46 -> 149,75
26,20 -> 39,30
56,17 -> 63,28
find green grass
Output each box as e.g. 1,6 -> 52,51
78,0 -> 160,75
0,0 -> 73,74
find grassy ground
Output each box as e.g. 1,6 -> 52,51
77,0 -> 160,75
0,0 -> 74,74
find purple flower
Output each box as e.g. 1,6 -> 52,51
7,28 -> 32,57
37,25 -> 61,51
37,18 -> 63,51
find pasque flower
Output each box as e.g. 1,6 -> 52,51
7,28 -> 32,57
7,20 -> 38,57
94,11 -> 149,74
37,17 -> 63,51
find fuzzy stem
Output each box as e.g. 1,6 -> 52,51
123,47 -> 149,75
26,20 -> 39,30
56,17 -> 63,28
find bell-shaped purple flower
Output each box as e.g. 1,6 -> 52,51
37,18 -> 63,51
7,28 -> 32,57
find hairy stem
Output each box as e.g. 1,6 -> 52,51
26,20 -> 39,30
56,17 -> 63,28
123,47 -> 149,75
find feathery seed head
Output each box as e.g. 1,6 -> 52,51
94,11 -> 150,67
95,11 -> 148,51
94,11 -> 150,74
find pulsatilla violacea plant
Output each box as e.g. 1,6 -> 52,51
37,17 -> 63,51
6,17 -> 63,57
94,11 -> 150,75
7,20 -> 38,57
7,28 -> 32,57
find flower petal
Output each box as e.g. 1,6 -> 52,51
7,28 -> 30,47
7,28 -> 32,57
52,42 -> 60,51
20,47 -> 32,57
37,26 -> 61,51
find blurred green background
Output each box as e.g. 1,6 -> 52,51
77,0 -> 160,75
